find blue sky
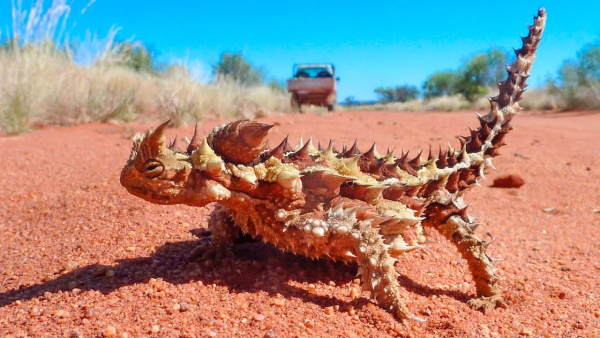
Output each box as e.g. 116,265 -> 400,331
2,1 -> 599,101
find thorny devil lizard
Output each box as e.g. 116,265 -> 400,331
120,9 -> 546,322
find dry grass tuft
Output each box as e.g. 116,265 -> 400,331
0,47 -> 290,134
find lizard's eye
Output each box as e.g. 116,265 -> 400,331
143,160 -> 164,179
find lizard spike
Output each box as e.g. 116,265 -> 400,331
277,170 -> 301,189
198,137 -> 215,156
457,206 -> 470,222
467,128 -> 483,152
447,150 -> 458,167
437,147 -> 448,168
361,143 -> 379,161
302,170 -> 353,192
371,277 -> 381,290
268,135 -> 290,159
409,150 -> 422,169
345,140 -> 360,157
457,136 -> 467,150
186,123 -> 200,154
242,173 -> 258,185
446,172 -> 460,193
320,139 -> 336,158
397,152 -> 418,176
427,146 -> 434,161
344,205 -> 360,220
468,222 -> 481,231
305,137 -> 317,153
146,119 -> 171,148
295,137 -> 304,151
239,121 -> 273,148
343,155 -> 361,172
293,138 -> 312,161
345,250 -> 357,258
365,185 -> 388,202
382,148 -> 395,163
168,135 -> 178,150
330,202 -> 345,217
367,215 -> 391,227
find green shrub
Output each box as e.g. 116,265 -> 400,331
213,52 -> 264,86
374,85 -> 419,103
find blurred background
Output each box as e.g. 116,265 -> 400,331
1,0 -> 598,134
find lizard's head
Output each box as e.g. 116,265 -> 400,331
120,119 -> 274,207
120,120 -> 201,205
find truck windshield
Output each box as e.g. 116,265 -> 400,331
294,67 -> 333,78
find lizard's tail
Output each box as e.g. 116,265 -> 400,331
465,8 -> 546,166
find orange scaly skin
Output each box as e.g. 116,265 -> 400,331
120,9 -> 546,322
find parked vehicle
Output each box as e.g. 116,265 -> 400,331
287,63 -> 337,112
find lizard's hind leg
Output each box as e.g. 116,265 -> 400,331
423,204 -> 506,312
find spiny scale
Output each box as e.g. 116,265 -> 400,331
119,9 -> 546,323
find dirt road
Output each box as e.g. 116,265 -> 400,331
1,110 -> 599,337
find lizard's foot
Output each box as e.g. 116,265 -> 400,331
187,241 -> 234,261
467,295 -> 507,313
396,308 -> 426,325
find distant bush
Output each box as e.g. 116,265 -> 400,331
546,43 -> 600,110
111,42 -> 160,74
213,52 -> 264,86
422,71 -> 455,99
421,49 -> 508,103
374,85 -> 419,103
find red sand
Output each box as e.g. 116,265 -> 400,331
1,110 -> 599,337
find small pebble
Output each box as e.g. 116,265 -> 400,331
105,269 -> 115,278
103,326 -> 117,337
273,299 -> 285,307
254,314 -> 265,321
521,327 -> 533,336
151,325 -> 160,333
52,310 -> 71,318
179,302 -> 191,312
594,310 -> 600,318
349,288 -> 359,298
64,261 -> 79,270
324,306 -> 334,315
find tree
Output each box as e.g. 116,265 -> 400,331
453,48 -> 508,102
213,52 -> 264,86
113,42 -> 159,74
422,71 -> 456,99
374,85 -> 419,103
548,42 -> 600,110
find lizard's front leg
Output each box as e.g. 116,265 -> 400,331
189,204 -> 238,260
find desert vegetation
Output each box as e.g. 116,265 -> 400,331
0,1 -> 289,134
2,1 -> 598,134
364,45 -> 600,112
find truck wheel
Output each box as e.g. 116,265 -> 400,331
327,104 -> 335,112
291,95 -> 302,113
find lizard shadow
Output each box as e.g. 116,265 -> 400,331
0,238 -> 471,312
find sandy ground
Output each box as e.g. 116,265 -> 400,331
1,110 -> 599,337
